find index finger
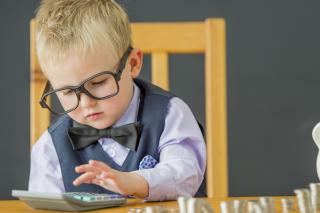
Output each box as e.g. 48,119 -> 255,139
75,164 -> 100,173
89,160 -> 112,172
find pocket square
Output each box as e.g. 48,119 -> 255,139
139,155 -> 158,170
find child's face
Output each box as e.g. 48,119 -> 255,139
44,48 -> 142,129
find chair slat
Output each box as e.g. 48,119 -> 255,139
30,21 -> 50,145
132,22 -> 205,53
30,82 -> 50,145
205,19 -> 228,197
151,52 -> 169,90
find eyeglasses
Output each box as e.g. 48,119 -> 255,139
39,47 -> 133,115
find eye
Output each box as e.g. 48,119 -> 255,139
62,89 -> 73,95
91,79 -> 108,86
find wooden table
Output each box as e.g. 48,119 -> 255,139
0,197 -> 295,213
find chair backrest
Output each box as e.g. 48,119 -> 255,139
30,18 -> 228,198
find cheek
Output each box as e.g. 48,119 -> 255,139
100,79 -> 133,113
67,109 -> 83,123
118,71 -> 134,97
99,94 -> 127,112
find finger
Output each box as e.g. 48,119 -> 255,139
89,160 -> 112,172
73,172 -> 97,186
97,171 -> 115,179
94,171 -> 116,181
91,178 -> 112,189
92,178 -> 104,186
75,164 -> 100,173
84,179 -> 92,184
91,177 -> 119,194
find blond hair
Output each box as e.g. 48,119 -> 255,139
35,0 -> 132,71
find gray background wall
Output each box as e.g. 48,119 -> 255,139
0,0 -> 319,199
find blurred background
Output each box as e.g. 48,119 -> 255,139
1,0 -> 320,199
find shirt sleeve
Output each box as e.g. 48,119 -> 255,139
134,97 -> 206,201
28,130 -> 65,193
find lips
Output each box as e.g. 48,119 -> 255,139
86,112 -> 103,119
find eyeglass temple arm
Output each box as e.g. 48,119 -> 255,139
39,81 -> 51,107
119,46 -> 133,71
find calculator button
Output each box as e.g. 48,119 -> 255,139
73,195 -> 82,200
72,195 -> 95,202
81,196 -> 95,202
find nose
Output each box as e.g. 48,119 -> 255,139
79,93 -> 97,108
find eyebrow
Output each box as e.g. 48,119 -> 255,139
52,63 -> 120,89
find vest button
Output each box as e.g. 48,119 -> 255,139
108,148 -> 116,158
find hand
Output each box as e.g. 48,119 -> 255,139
73,160 -> 148,198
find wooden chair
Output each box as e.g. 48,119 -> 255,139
30,18 -> 228,198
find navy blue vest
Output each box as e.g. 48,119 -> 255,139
49,79 -> 206,196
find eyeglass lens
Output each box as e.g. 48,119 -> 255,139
44,73 -> 118,114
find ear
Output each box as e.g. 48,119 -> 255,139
129,48 -> 143,78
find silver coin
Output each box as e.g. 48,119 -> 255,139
281,198 -> 295,213
220,201 -> 235,213
294,188 -> 313,213
259,197 -> 276,213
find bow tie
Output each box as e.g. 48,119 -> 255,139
67,122 -> 142,151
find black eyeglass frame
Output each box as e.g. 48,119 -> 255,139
39,46 -> 133,115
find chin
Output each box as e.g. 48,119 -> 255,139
87,120 -> 114,130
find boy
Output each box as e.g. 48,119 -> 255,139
29,0 -> 206,201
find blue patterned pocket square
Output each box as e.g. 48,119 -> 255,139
139,155 -> 158,170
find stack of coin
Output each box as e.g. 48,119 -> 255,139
233,200 -> 248,213
129,206 -> 178,213
199,199 -> 214,213
280,198 -> 295,213
247,201 -> 263,213
187,198 -> 201,213
144,206 -> 165,213
178,197 -> 188,213
220,201 -> 236,213
220,200 -> 249,213
178,197 -> 213,213
294,188 -> 313,213
259,197 -> 275,213
310,183 -> 320,212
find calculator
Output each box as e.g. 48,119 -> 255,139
12,190 -> 127,211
